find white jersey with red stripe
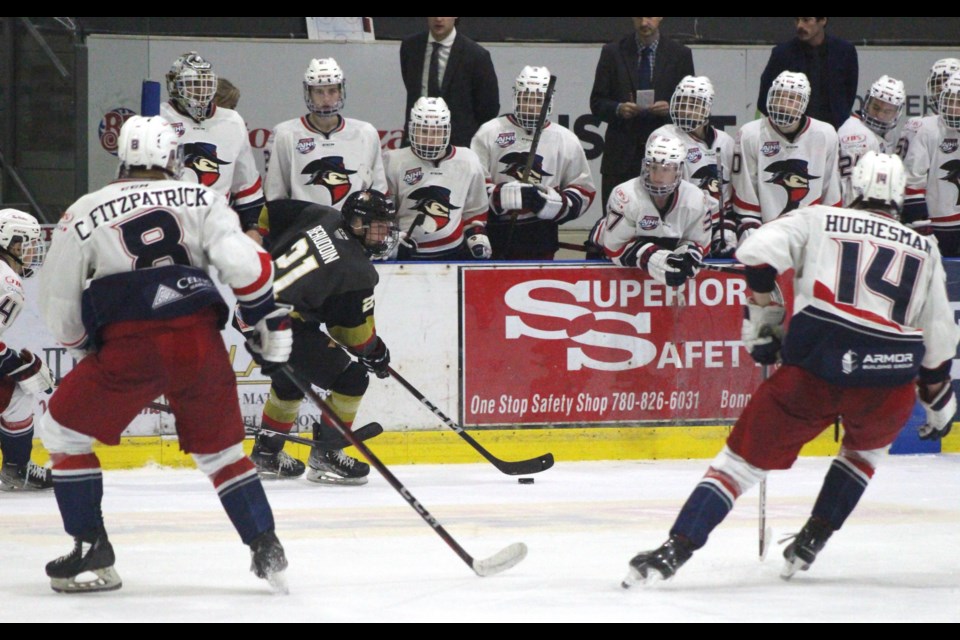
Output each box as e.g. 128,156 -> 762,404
0,261 -> 24,338
837,115 -> 899,205
896,115 -> 931,161
159,102 -> 264,213
383,146 -> 488,256
470,115 -> 596,224
736,204 -> 958,385
902,115 -> 960,230
264,115 -> 386,209
732,116 -> 841,237
40,179 -> 274,350
599,178 -> 712,266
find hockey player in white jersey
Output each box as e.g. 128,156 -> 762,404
623,152 -> 959,587
39,116 -> 292,593
0,209 -> 54,491
902,71 -> 960,256
160,52 -> 264,241
898,58 -> 960,160
838,75 -> 906,205
650,75 -> 734,256
383,97 -> 491,260
264,58 -> 386,211
732,71 -> 841,239
599,134 -> 712,287
471,66 -> 596,259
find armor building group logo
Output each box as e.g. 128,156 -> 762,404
461,266 -> 778,426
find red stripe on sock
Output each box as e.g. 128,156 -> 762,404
212,457 -> 256,490
50,453 -> 101,471
703,467 -> 741,499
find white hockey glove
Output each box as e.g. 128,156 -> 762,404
249,304 -> 294,369
491,181 -> 527,215
10,349 -> 54,396
741,298 -> 785,365
465,231 -> 492,260
533,186 -> 566,221
645,249 -> 688,287
710,230 -> 737,258
917,381 -> 957,441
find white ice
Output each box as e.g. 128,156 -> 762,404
2,455 -> 958,622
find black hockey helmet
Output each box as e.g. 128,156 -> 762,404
342,189 -> 399,259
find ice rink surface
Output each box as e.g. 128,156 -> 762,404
2,455 -> 958,622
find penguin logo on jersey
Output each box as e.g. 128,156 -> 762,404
182,142 -> 231,187
764,159 -> 819,215
408,185 -> 460,232
939,159 -> 960,204
499,151 -> 553,185
301,156 -> 357,205
691,165 -> 721,201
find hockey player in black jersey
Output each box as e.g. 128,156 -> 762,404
247,190 -> 399,485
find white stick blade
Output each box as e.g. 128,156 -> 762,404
472,542 -> 527,577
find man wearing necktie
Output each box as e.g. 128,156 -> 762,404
590,18 -> 695,212
400,17 -> 499,148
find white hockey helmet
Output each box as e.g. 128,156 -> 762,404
0,209 -> 44,278
766,71 -> 811,128
303,58 -> 345,117
850,151 -> 906,214
513,65 -> 553,131
939,72 -> 960,130
926,58 -> 960,114
166,52 -> 217,122
862,75 -> 906,135
117,115 -> 182,178
409,97 -> 451,161
642,135 -> 685,197
669,75 -> 715,133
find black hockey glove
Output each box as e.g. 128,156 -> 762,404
358,338 -> 390,379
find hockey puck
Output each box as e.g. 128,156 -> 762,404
518,477 -> 534,484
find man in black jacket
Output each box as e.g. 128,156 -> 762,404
756,17 -> 859,131
590,18 -> 695,209
400,17 -> 499,147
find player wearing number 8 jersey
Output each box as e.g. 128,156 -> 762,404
38,115 -> 292,593
623,152 -> 958,587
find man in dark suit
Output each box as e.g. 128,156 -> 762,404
756,18 -> 858,131
590,17 -> 695,209
400,17 -> 499,147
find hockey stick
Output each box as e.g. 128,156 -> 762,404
279,363 -> 527,577
505,74 -> 558,258
387,365 -> 554,476
759,363 -> 773,561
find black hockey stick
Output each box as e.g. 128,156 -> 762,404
386,365 -> 554,476
505,74 -> 558,258
279,363 -> 527,577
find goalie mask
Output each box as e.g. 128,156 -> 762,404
513,66 -> 553,131
641,135 -> 685,197
939,72 -> 960,131
0,209 -> 44,278
669,75 -> 715,133
766,71 -> 810,128
117,115 -> 182,179
862,75 -> 905,135
304,58 -> 345,117
926,58 -> 960,114
342,189 -> 399,259
409,97 -> 451,161
850,151 -> 906,215
167,52 -> 217,122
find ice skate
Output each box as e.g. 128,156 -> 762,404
781,517 -> 833,580
621,535 -> 694,588
46,533 -> 122,593
306,447 -> 369,485
250,440 -> 305,480
250,530 -> 289,594
0,460 -> 53,491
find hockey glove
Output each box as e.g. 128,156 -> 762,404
645,249 -> 688,287
490,181 -> 527,216
710,230 -> 737,258
533,186 -> 566,221
248,304 -> 294,372
10,349 -> 54,396
358,338 -> 390,379
675,243 -> 704,279
465,230 -> 492,260
917,381 -> 957,441
741,299 -> 785,365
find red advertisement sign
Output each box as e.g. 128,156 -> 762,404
462,265 -> 787,426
